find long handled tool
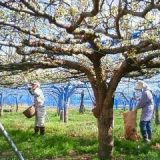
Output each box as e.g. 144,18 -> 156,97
0,122 -> 25,160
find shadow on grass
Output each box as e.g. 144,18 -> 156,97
0,129 -> 98,160
114,137 -> 160,160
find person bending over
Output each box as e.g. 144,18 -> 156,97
135,81 -> 154,142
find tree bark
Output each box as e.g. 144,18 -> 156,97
155,105 -> 160,124
16,98 -> 19,112
97,97 -> 114,160
79,90 -> 85,113
64,104 -> 68,123
0,107 -> 3,116
0,93 -> 3,116
60,110 -> 64,122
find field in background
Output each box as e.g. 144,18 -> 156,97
0,108 -> 160,160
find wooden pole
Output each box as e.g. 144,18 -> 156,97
0,122 -> 25,160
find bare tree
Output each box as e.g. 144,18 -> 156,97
0,0 -> 160,159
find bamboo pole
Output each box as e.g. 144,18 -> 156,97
0,122 -> 25,160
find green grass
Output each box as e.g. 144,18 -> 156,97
0,108 -> 160,160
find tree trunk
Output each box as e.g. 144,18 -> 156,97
16,98 -> 19,112
64,106 -> 68,123
79,90 -> 85,113
59,93 -> 65,121
0,94 -> 4,116
0,107 -> 3,116
60,110 -> 64,121
97,98 -> 114,160
155,105 -> 160,124
63,98 -> 69,123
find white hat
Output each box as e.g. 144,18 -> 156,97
135,81 -> 148,90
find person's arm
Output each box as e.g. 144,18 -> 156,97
28,87 -> 34,95
136,91 -> 147,109
33,88 -> 44,106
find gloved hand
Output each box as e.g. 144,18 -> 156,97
28,87 -> 34,95
134,108 -> 138,114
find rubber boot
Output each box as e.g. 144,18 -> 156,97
40,127 -> 45,135
148,134 -> 152,140
34,126 -> 39,135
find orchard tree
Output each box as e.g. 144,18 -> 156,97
0,0 -> 160,159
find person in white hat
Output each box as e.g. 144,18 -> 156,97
30,81 -> 46,135
135,81 -> 154,142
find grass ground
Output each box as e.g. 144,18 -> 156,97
0,107 -> 160,160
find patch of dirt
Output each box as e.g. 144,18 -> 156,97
152,143 -> 160,150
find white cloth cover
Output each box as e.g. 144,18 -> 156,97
33,87 -> 45,127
